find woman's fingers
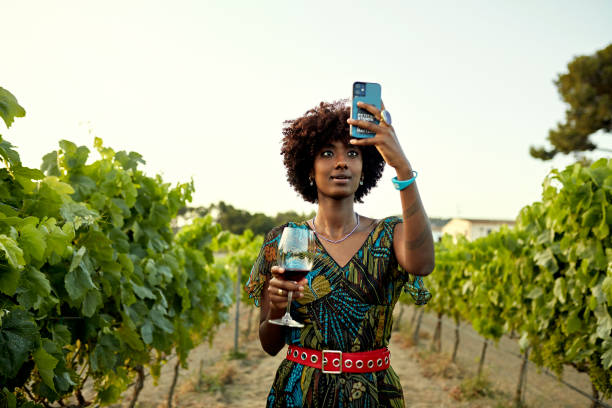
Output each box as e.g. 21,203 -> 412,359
349,135 -> 380,146
271,266 -> 307,285
347,117 -> 391,147
348,120 -> 409,170
347,118 -> 383,134
356,101 -> 381,118
270,265 -> 284,276
268,277 -> 305,299
268,266 -> 308,311
269,277 -> 302,291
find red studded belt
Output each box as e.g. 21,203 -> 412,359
286,345 -> 391,374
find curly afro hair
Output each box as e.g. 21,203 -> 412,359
281,100 -> 386,203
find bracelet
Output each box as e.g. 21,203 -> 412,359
392,171 -> 418,191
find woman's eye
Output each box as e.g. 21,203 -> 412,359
348,150 -> 359,158
321,150 -> 333,158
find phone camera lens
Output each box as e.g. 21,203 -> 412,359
354,82 -> 366,97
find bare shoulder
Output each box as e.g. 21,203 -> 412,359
357,215 -> 380,233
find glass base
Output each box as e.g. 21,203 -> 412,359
269,316 -> 304,328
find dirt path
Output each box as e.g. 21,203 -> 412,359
108,304 -> 610,407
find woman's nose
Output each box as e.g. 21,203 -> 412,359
335,161 -> 348,169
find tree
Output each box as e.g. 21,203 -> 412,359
530,43 -> 612,160
175,202 -> 315,236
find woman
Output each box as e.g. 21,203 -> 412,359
245,99 -> 434,407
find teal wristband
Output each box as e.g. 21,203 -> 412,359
392,171 -> 418,190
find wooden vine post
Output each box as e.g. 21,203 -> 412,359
167,360 -> 180,408
477,339 -> 488,378
234,266 -> 242,354
394,303 -> 405,332
412,308 -> 424,345
514,348 -> 529,407
128,365 -> 145,408
430,312 -> 442,352
451,317 -> 460,363
245,306 -> 255,340
198,359 -> 205,390
410,306 -> 419,328
590,384 -> 602,408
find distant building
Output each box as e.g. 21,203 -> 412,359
441,218 -> 515,241
429,218 -> 451,242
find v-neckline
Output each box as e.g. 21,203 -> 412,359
304,218 -> 384,269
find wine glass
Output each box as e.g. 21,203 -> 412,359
269,226 -> 316,328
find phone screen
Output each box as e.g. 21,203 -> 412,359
351,82 -> 381,138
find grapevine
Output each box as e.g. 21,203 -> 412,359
0,87 -> 233,406
422,158 -> 612,397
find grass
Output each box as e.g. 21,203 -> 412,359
392,323 -> 434,349
227,350 -> 247,360
194,360 -> 238,394
416,349 -> 464,380
449,376 -> 505,406
195,368 -> 237,393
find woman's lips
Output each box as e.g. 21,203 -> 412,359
330,175 -> 351,183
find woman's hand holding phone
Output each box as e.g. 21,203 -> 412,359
348,101 -> 412,178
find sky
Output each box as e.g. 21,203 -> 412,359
2,0 -> 611,221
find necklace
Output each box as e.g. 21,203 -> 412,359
312,213 -> 360,244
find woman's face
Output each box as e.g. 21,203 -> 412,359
312,140 -> 363,201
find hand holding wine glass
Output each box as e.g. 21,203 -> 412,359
268,227 -> 316,328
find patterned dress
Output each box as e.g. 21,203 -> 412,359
245,216 -> 431,407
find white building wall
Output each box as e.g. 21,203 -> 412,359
442,218 -> 515,241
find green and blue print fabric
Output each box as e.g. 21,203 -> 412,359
245,216 -> 431,407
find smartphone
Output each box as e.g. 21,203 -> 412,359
350,81 -> 381,138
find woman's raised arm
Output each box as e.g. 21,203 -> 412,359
348,101 -> 435,276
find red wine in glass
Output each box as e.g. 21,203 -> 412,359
283,268 -> 310,282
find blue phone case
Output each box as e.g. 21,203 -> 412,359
351,82 -> 381,138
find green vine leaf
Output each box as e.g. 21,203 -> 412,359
33,346 -> 58,392
0,87 -> 26,128
0,234 -> 25,270
64,263 -> 96,301
0,308 -> 39,378
15,266 -> 53,310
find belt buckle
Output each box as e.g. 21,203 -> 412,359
322,350 -> 342,374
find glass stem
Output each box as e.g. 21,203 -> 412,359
283,290 -> 294,320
